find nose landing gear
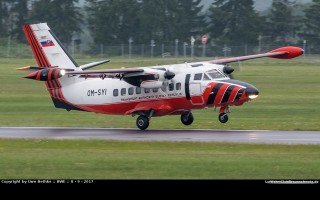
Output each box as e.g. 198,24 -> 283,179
218,113 -> 228,123
218,106 -> 229,123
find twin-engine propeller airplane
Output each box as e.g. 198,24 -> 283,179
18,23 -> 303,130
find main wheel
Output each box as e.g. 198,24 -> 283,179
136,115 -> 149,130
181,112 -> 194,126
218,113 -> 228,123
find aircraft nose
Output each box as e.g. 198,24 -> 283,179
246,85 -> 259,100
219,80 -> 259,100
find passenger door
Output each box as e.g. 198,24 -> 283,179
189,73 -> 204,105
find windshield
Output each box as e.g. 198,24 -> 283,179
207,69 -> 226,79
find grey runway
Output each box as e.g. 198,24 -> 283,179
1,127 -> 320,144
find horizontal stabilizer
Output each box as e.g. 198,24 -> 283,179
17,66 -> 74,71
17,66 -> 49,71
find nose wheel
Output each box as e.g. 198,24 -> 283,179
181,112 -> 194,126
218,113 -> 228,123
218,106 -> 229,123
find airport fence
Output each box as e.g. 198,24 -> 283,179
0,43 -> 316,59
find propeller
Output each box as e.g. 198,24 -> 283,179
151,68 -> 176,89
164,70 -> 175,80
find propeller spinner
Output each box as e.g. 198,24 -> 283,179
164,71 -> 175,80
223,65 -> 234,79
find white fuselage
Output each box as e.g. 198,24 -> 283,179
62,62 -> 227,106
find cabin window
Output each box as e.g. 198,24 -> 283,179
194,73 -> 203,80
161,85 -> 167,92
113,89 -> 118,97
169,83 -> 174,91
128,87 -> 134,95
121,88 -> 126,96
176,83 -> 181,90
136,87 -> 141,94
203,73 -> 211,81
153,88 -> 159,93
144,88 -> 150,93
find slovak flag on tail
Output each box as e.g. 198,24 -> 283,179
40,40 -> 55,47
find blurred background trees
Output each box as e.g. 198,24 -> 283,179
0,0 -> 318,55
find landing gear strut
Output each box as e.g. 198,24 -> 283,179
218,106 -> 229,123
181,112 -> 194,126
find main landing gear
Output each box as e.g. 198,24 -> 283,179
135,107 -> 230,130
136,110 -> 154,130
181,112 -> 194,126
136,115 -> 149,130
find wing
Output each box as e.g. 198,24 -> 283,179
208,46 -> 304,64
66,68 -> 145,79
65,67 -> 175,89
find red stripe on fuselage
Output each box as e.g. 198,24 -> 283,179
201,82 -> 250,107
213,84 -> 230,105
228,86 -> 242,103
77,97 -> 201,116
202,82 -> 219,101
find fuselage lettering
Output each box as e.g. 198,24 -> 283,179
87,89 -> 107,96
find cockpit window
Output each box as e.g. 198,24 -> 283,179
207,70 -> 226,79
194,73 -> 203,80
203,73 -> 211,81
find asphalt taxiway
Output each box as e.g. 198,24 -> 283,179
0,127 -> 320,144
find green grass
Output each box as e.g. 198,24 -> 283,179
0,56 -> 320,130
0,139 -> 320,179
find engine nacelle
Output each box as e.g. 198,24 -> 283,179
149,70 -> 175,82
25,68 -> 66,81
123,68 -> 175,88
140,81 -> 165,89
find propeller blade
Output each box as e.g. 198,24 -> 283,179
223,65 -> 234,75
164,71 -> 175,80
